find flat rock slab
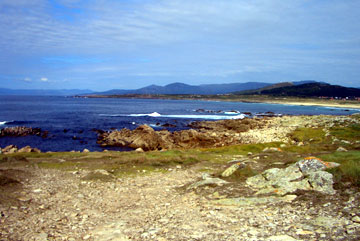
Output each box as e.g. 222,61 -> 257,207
266,235 -> 300,241
212,195 -> 297,206
309,216 -> 350,229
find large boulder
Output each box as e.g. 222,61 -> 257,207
1,145 -> 18,154
246,157 -> 338,195
98,125 -> 170,151
18,146 -> 41,153
2,145 -> 41,154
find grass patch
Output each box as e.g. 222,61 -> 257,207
330,123 -> 360,142
289,127 -> 326,143
319,151 -> 360,186
113,165 -> 168,178
82,172 -> 115,182
284,143 -> 335,155
202,143 -> 282,156
37,161 -> 82,170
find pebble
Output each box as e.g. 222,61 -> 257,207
83,234 -> 91,240
352,216 -> 360,223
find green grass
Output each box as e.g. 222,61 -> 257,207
289,127 -> 326,143
330,123 -> 360,142
320,151 -> 360,186
37,161 -> 82,170
202,142 -> 282,156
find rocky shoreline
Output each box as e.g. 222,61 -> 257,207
1,114 -> 359,153
97,114 -> 360,152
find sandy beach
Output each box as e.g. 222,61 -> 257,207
261,100 -> 360,109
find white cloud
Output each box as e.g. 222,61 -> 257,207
40,77 -> 48,82
0,0 -> 359,89
23,77 -> 32,82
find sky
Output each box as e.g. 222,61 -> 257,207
0,0 -> 359,91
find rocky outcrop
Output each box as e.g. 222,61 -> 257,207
0,126 -> 45,137
246,157 -> 339,195
97,118 -> 268,151
1,145 -> 41,154
97,114 -> 360,151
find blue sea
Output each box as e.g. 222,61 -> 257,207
0,96 -> 359,152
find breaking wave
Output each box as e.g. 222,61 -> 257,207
100,112 -> 246,120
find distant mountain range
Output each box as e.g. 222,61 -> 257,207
0,88 -> 93,96
1,80 -> 358,97
237,82 -> 360,98
92,82 -> 272,95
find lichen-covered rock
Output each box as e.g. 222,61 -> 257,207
307,171 -> 335,194
297,157 -> 327,174
246,157 -> 337,195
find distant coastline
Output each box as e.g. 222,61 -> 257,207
80,94 -> 360,110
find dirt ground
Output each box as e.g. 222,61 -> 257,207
1,159 -> 360,241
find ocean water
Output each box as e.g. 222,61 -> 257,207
0,96 -> 358,152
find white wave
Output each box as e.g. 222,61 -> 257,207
0,121 -> 13,125
101,113 -> 246,120
162,114 -> 246,120
129,112 -> 162,117
224,111 -> 240,115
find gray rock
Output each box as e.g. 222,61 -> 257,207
337,146 -> 348,152
188,175 -> 228,190
307,171 -> 335,194
221,163 -> 244,177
